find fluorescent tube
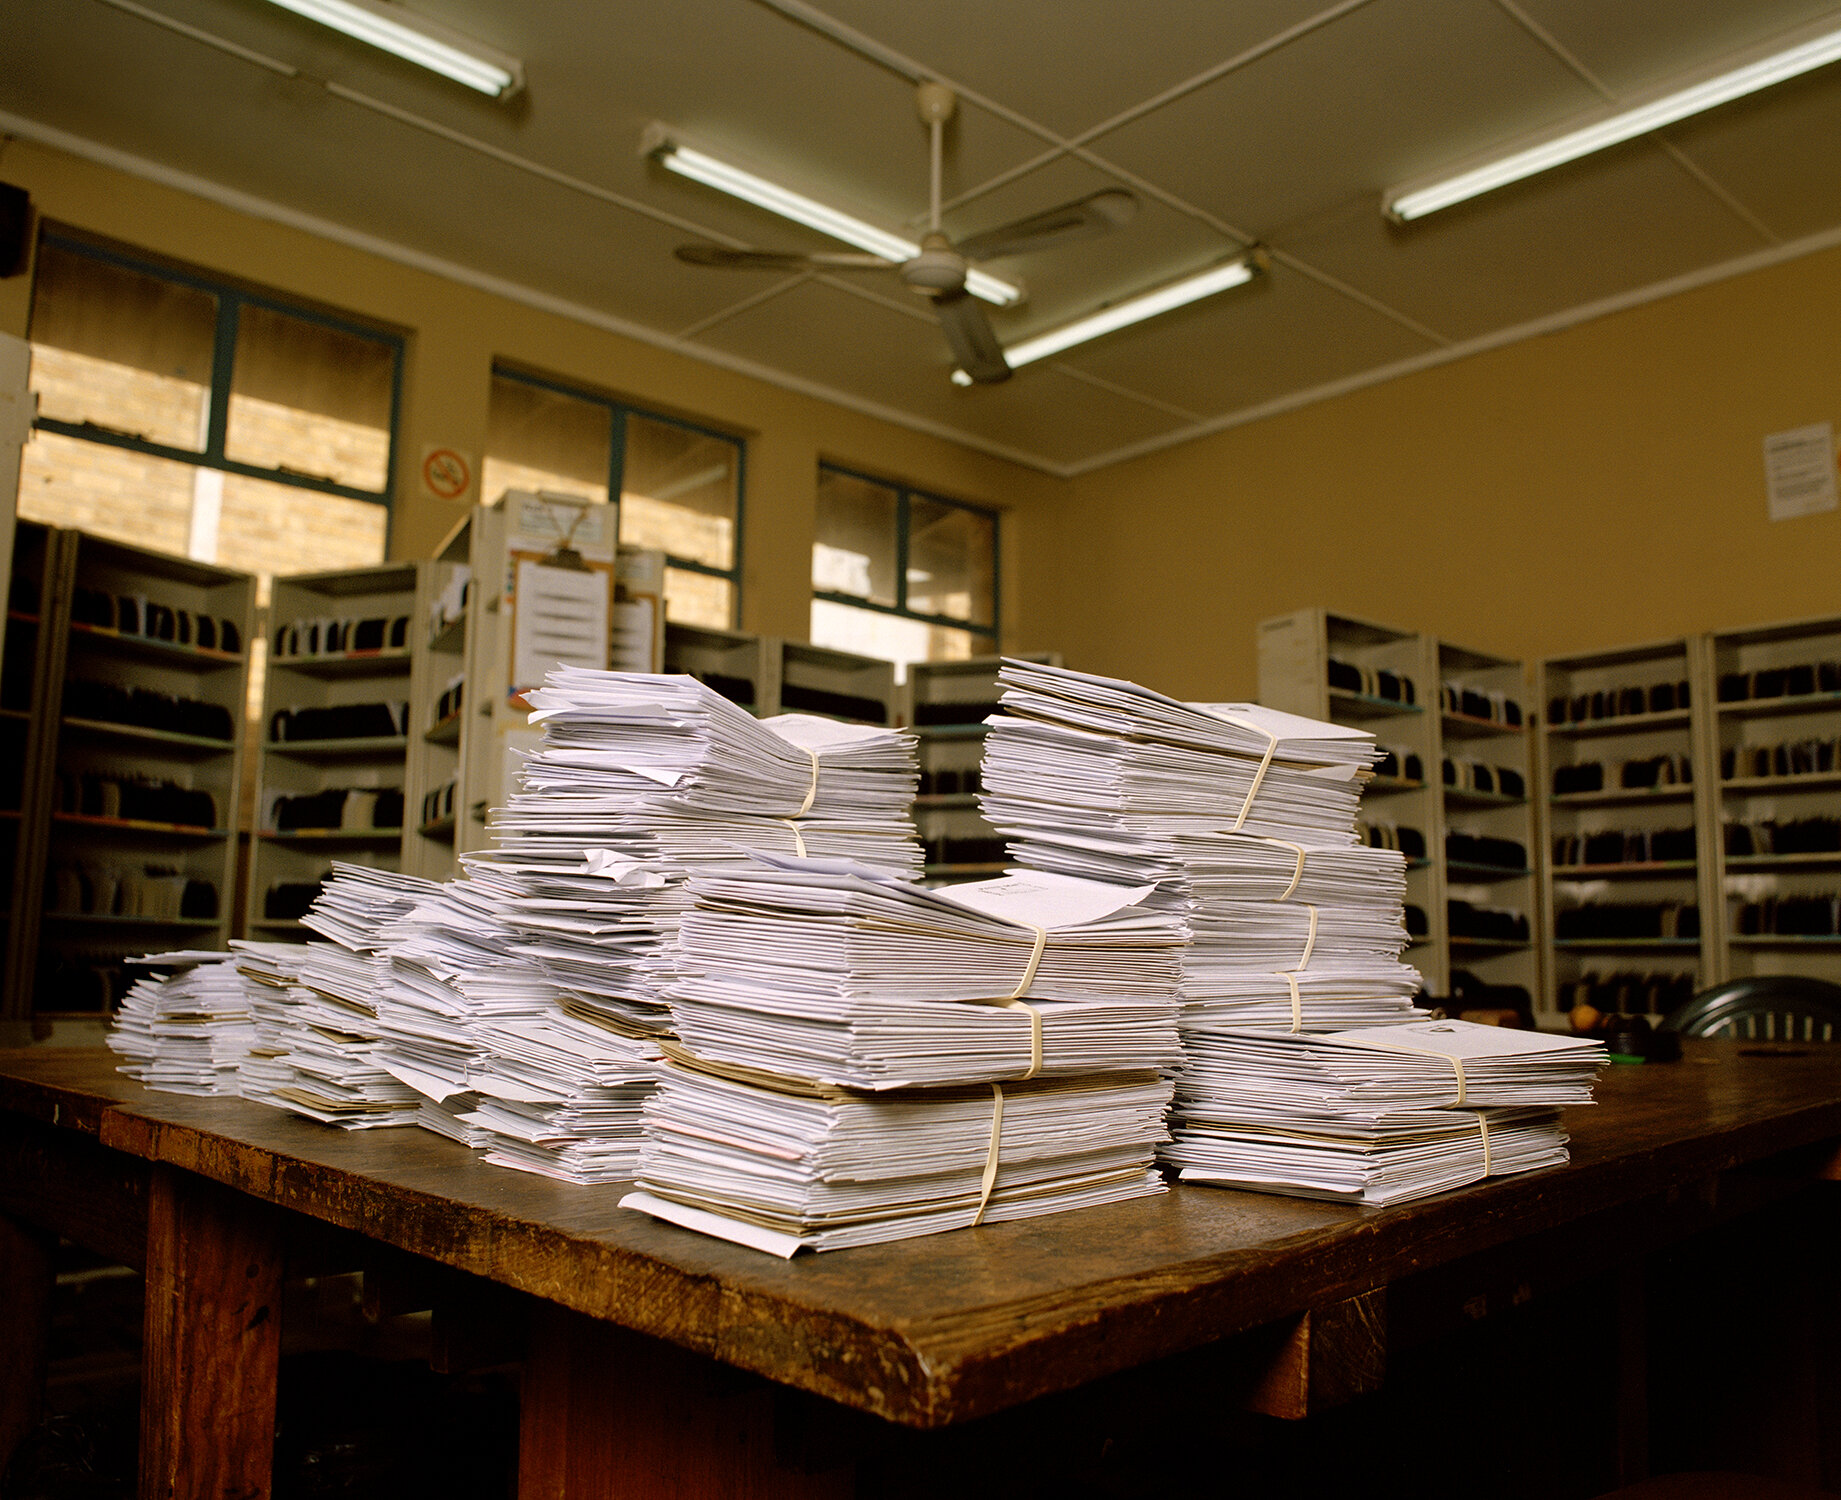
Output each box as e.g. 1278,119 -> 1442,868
264,0 -> 523,98
1386,19 -> 1841,220
652,139 -> 1020,307
948,257 -> 1257,382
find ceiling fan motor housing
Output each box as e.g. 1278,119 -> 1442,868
903,231 -> 967,294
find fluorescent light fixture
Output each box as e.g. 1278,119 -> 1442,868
264,0 -> 523,97
648,134 -> 1020,307
950,255 -> 1259,383
1386,18 -> 1841,220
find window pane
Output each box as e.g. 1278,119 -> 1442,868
621,413 -> 737,571
907,497 -> 995,628
18,427 -> 196,557
665,566 -> 733,629
211,470 -> 388,585
225,304 -> 394,492
29,242 -> 215,451
483,373 -> 611,507
814,469 -> 898,606
811,599 -> 985,678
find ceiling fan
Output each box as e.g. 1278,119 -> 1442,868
671,83 -> 1139,385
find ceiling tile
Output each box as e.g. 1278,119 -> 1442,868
1047,261 -> 1434,416
1090,0 -> 1595,235
689,280 -> 1187,464
807,0 -> 1351,138
1656,65 -> 1841,243
1508,0 -> 1841,96
1270,138 -> 1769,341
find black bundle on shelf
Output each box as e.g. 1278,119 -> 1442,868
269,701 -> 408,742
1360,820 -> 1426,859
1720,737 -> 1841,780
63,680 -> 236,741
1725,817 -> 1841,856
1448,900 -> 1529,942
1446,831 -> 1527,870
1547,680 -> 1691,725
272,787 -> 405,832
1440,682 -> 1521,725
1555,902 -> 1699,940
1554,826 -> 1696,866
1735,894 -> 1841,938
55,771 -> 217,830
1719,662 -> 1841,703
69,586 -> 242,655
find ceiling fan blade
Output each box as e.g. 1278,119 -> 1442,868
674,245 -> 894,271
934,289 -> 1011,384
953,189 -> 1139,262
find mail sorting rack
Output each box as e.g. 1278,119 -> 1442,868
1707,612 -> 1841,997
247,562 -> 420,937
1,520 -> 57,1023
1257,609 -> 1442,992
664,623 -> 776,715
23,529 -> 254,1022
1436,639 -> 1539,1016
1536,637 -> 1716,1024
904,654 -> 1061,885
771,640 -> 897,726
404,531 -> 472,882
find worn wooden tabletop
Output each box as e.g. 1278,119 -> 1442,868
2,1042 -> 1837,1427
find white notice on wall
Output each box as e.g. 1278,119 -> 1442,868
512,560 -> 610,692
1764,422 -> 1839,521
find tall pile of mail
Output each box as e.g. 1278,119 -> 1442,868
980,661 -> 1601,1204
622,857 -> 1185,1254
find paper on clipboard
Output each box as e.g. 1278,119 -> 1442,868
513,560 -> 609,691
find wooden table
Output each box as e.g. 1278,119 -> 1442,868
1,1043 -> 1838,1497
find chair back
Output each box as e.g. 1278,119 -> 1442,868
1659,976 -> 1841,1043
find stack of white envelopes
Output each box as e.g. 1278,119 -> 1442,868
1163,1018 -> 1608,1205
623,858 -> 1185,1255
981,660 -> 1422,1032
107,950 -> 256,1096
232,938 -> 422,1128
475,670 -> 923,1038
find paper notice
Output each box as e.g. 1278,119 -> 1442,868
1764,422 -> 1838,521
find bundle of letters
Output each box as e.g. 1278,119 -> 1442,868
622,857 -> 1185,1255
1162,1018 -> 1608,1205
979,659 -> 1423,1032
359,863 -> 661,1182
232,937 -> 423,1128
106,950 -> 256,1096
471,670 -> 923,1040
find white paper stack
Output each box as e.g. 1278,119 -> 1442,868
623,860 -> 1184,1255
232,939 -> 422,1128
107,950 -> 255,1096
1163,1018 -> 1608,1204
980,660 -> 1422,1031
478,670 -> 923,1037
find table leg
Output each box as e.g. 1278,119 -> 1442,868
0,1213 -> 54,1473
138,1165 -> 283,1500
519,1303 -> 854,1500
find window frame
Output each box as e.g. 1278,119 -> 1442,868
487,364 -> 746,626
27,229 -> 405,527
812,461 -> 1000,646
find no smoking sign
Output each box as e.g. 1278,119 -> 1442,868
421,445 -> 475,502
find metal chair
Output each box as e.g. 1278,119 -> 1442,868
1658,975 -> 1841,1043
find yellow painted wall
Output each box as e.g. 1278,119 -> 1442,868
8,136 -> 1841,697
1050,242 -> 1841,701
0,138 -> 1065,646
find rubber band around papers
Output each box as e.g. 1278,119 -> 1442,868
1220,714 -> 1280,832
973,1083 -> 1005,1226
783,820 -> 807,858
793,748 -> 821,817
1357,1036 -> 1469,1106
1255,837 -> 1310,900
1477,1113 -> 1492,1176
1276,970 -> 1303,1032
1297,904 -> 1319,970
979,923 -> 1047,1080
